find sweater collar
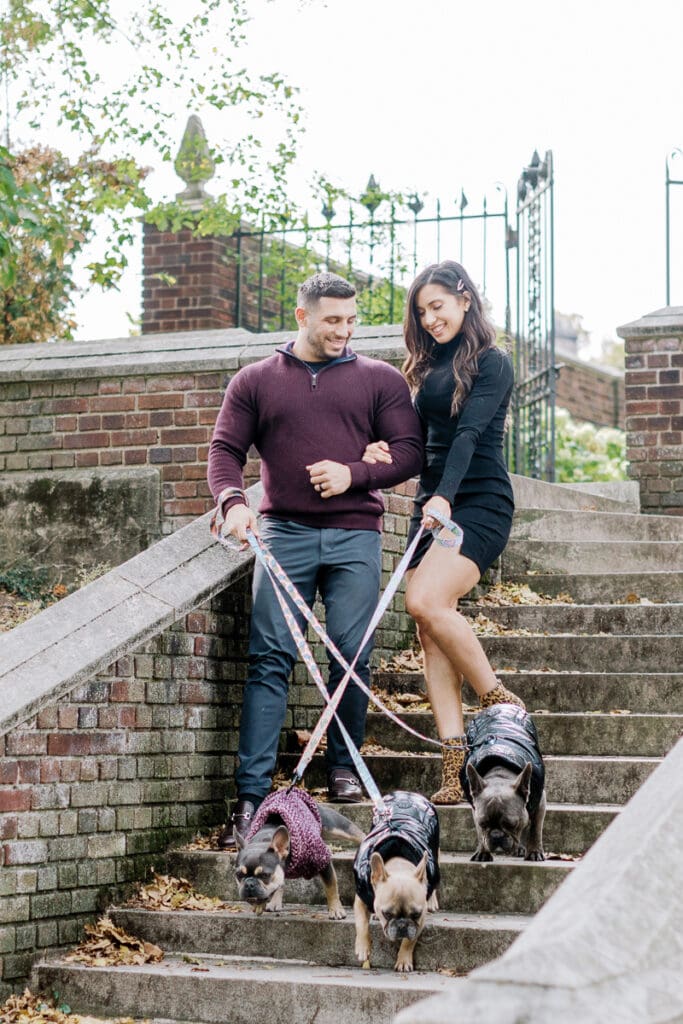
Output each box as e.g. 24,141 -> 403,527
277,339 -> 357,367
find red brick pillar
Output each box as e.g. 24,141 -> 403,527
619,307 -> 683,515
141,223 -> 238,333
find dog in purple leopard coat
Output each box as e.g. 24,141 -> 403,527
234,788 -> 364,917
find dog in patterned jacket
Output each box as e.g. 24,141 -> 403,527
234,788 -> 364,918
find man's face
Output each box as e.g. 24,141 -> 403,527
294,296 -> 357,361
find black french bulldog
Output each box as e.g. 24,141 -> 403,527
461,704 -> 546,862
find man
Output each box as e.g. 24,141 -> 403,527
208,272 -> 423,849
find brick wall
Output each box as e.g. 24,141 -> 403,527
0,580 -> 249,998
142,224 -> 295,336
0,370 -> 223,533
555,347 -> 624,429
619,308 -> 683,515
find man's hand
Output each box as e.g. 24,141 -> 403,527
362,440 -> 392,465
222,503 -> 259,547
306,460 -> 352,499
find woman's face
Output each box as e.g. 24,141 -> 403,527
415,283 -> 470,344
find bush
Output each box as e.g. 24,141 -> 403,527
554,407 -> 627,483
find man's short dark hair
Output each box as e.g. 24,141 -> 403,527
297,272 -> 356,309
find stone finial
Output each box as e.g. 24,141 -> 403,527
174,114 -> 215,207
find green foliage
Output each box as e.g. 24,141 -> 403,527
554,407 -> 627,483
0,563 -> 50,601
0,0 -> 303,340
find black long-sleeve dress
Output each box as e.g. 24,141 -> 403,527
407,338 -> 515,575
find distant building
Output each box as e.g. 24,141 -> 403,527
555,311 -> 591,357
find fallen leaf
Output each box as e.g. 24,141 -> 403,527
64,916 -> 163,967
127,871 -> 243,913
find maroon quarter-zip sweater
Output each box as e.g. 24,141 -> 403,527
208,343 -> 423,531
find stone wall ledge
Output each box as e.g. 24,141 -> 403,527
0,325 -> 406,382
0,483 -> 263,737
617,305 -> 683,338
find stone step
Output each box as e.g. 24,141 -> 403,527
325,801 -> 617,857
511,508 -> 683,542
32,954 -> 468,1024
503,539 -> 683,575
173,802 -> 614,862
165,850 -> 571,917
504,571 -> 683,605
359,711 -> 683,758
476,634 -> 683,673
278,752 -> 659,805
374,671 -> 683,713
511,474 -> 639,513
108,905 -> 529,972
464,602 -> 683,635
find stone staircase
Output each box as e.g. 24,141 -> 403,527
30,489 -> 683,1024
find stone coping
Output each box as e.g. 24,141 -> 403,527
0,324 -> 406,381
617,305 -> 683,338
0,482 -> 263,737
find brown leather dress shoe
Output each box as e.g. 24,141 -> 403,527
216,798 -> 256,851
327,768 -> 363,803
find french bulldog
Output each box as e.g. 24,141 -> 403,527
353,791 -> 440,972
234,788 -> 364,919
462,704 -> 546,862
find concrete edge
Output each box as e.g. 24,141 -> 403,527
0,483 -> 263,736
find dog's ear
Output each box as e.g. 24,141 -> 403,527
466,761 -> 486,798
514,762 -> 533,803
370,851 -> 388,887
234,828 -> 247,851
413,851 -> 428,884
270,825 -> 290,859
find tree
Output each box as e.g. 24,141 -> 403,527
0,0 -> 303,342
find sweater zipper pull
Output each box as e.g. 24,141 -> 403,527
311,373 -> 318,389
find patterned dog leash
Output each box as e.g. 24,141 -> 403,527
211,502 -> 465,809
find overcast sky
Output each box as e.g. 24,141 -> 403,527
74,0 -> 683,355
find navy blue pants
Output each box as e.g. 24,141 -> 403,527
236,518 -> 382,802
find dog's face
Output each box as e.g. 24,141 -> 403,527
370,851 -> 429,943
234,825 -> 288,912
467,761 -> 532,855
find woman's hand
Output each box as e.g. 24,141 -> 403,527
362,440 -> 392,465
422,495 -> 452,532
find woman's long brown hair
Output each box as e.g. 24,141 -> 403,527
402,261 -> 496,416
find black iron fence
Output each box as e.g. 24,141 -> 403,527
231,152 -> 555,479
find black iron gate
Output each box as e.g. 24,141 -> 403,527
230,151 -> 555,479
511,150 -> 556,481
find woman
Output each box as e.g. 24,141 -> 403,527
364,260 -> 524,804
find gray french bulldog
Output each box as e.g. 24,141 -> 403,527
461,704 -> 546,862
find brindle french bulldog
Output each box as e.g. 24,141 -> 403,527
234,790 -> 364,918
462,705 -> 546,863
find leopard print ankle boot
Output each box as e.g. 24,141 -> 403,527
479,680 -> 526,710
431,737 -> 467,804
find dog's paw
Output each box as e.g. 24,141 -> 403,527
525,849 -> 545,862
328,901 -> 346,920
470,849 -> 493,862
355,939 -> 371,963
394,955 -> 414,973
